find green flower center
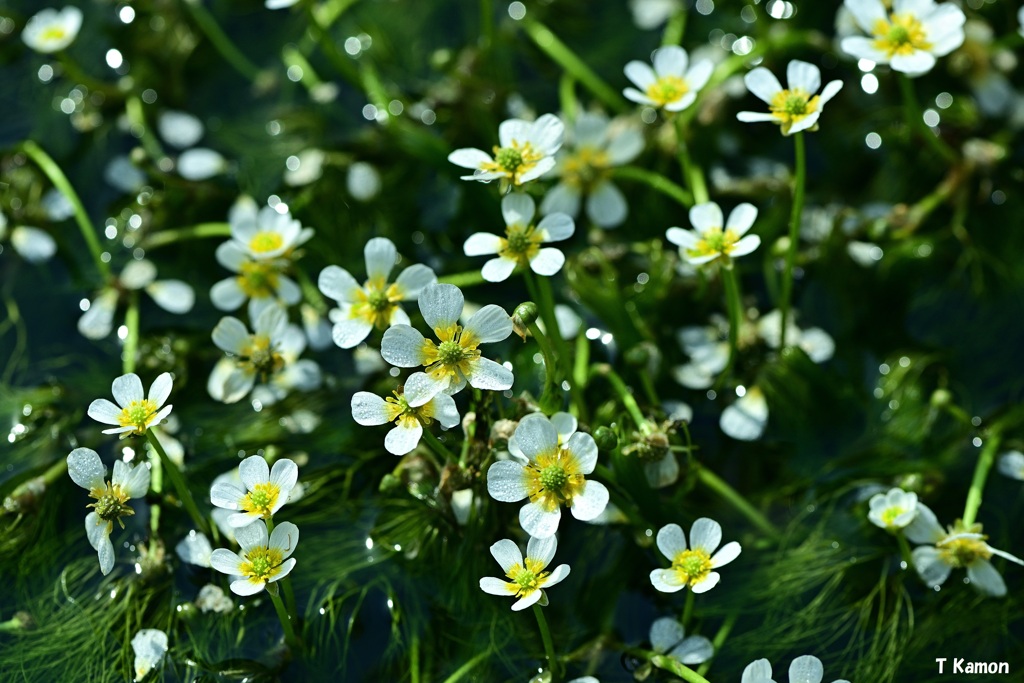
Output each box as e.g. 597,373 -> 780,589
117,399 -> 159,433
494,147 -> 523,172
249,232 -> 284,255
437,340 -> 466,366
782,94 -> 808,116
238,261 -> 280,298
672,548 -> 713,586
88,482 -> 135,526
645,75 -> 689,107
540,465 -> 568,492
940,537 -> 991,568
240,546 -> 285,582
506,558 -> 549,598
241,482 -> 281,518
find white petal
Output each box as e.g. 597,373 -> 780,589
650,567 -> 685,593
818,80 -> 844,108
789,655 -> 824,683
486,460 -> 529,502
526,535 -> 557,569
119,461 -> 151,498
210,278 -> 247,311
904,503 -> 945,544
536,212 -> 575,241
550,412 -> 577,440
570,480 -> 609,521
430,393 -> 461,428
542,563 -> 571,588
381,325 -> 427,367
499,119 -> 532,148
318,265 -> 361,303
720,390 -> 769,441
690,571 -> 721,593
736,111 -> 780,123
511,589 -> 545,611
742,659 -> 774,683
688,518 -> 722,555
541,183 -> 582,218
177,148 -> 226,180
912,546 -> 952,588
726,203 -> 758,236
88,399 -> 123,426
670,635 -> 715,665
624,88 -> 656,106
656,523 -> 687,560
839,36 -> 891,64
333,317 -> 374,349
146,280 -> 194,314
890,50 -> 936,76
799,327 -> 835,363
385,422 -> 423,455
685,60 -> 714,93
530,248 -> 565,276
650,616 -> 685,654
210,482 -> 245,510
786,60 -> 820,95
520,500 -> 561,538
586,182 -> 628,228
512,414 -> 558,461
744,67 -> 783,105
527,114 -> 565,154
269,522 -> 299,559
351,392 -> 391,426
448,148 -> 493,170
464,232 -> 503,257
467,357 -> 514,391
364,237 -> 397,282
730,234 -> 761,258
689,202 -> 724,232
147,373 -> 173,408
10,226 -> 56,262
394,264 -> 436,299
158,110 -> 204,148
644,454 -> 680,489
666,227 -> 699,249
212,317 -> 251,355
464,305 -> 513,344
624,60 -> 657,89
234,518 -> 269,552
95,529 -> 115,575
998,451 -> 1024,481
67,448 -> 106,490
481,257 -> 517,282
490,538 -> 524,572
501,192 -> 536,227
229,578 -> 266,596
269,459 -> 298,496
606,128 -> 645,165
403,371 -> 447,407
239,455 -> 270,490
653,46 -> 688,78
120,260 -> 158,290
480,576 -> 516,596
711,541 -> 742,568
176,532 -> 213,567
967,559 -> 1006,597
78,290 -> 117,340
844,0 -> 887,33
112,373 -> 144,407
419,283 -> 463,331
566,432 -> 598,474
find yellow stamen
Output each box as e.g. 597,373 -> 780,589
480,141 -> 544,186
524,449 -> 586,512
687,226 -> 742,261
645,75 -> 690,108
116,399 -> 159,434
420,324 -> 482,386
239,546 -> 285,584
562,146 -> 611,191
240,482 -> 281,518
872,13 -> 933,58
498,223 -> 544,265
87,482 -> 135,528
351,278 -> 404,329
671,548 -> 713,587
237,261 -> 281,298
768,88 -> 821,135
506,557 -> 549,598
384,391 -> 436,426
249,232 -> 285,255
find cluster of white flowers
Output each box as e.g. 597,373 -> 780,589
743,655 -> 850,683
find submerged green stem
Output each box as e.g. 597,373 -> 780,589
533,604 -> 561,680
676,127 -> 708,205
420,429 -> 456,467
438,270 -> 489,288
123,291 -> 139,374
962,431 -> 1001,527
661,9 -> 687,46
146,429 -> 209,534
697,613 -> 737,677
778,131 -> 805,348
527,317 -> 562,415
721,266 -> 742,378
612,166 -> 693,208
629,647 -> 710,683
441,649 -> 492,683
268,584 -> 300,649
21,140 -> 110,279
143,222 -> 232,250
595,365 -> 653,436
697,466 -> 778,537
681,589 -> 694,631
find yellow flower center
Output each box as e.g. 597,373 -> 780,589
249,232 -> 285,255
41,27 -> 67,42
506,557 -> 549,598
672,548 -> 713,587
421,324 -> 482,385
240,335 -> 285,378
525,449 -> 586,511
562,146 -> 611,191
481,141 -> 544,186
768,88 -> 821,135
384,391 -> 436,429
351,278 -> 404,330
88,482 -> 135,527
237,261 -> 281,298
240,482 -> 281,518
117,399 -> 159,434
499,223 -> 544,264
872,13 -> 933,58
240,545 -> 286,584
880,507 -> 905,527
687,226 -> 741,261
938,522 -> 992,568
645,75 -> 690,108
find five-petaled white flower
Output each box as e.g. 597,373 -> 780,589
131,629 -> 168,681
210,304 -> 305,403
381,283 -> 514,405
88,372 -> 174,438
463,193 -> 575,283
486,413 -> 609,538
67,447 -> 151,575
478,535 -> 571,611
351,389 -> 460,456
226,196 -> 313,261
904,503 -> 1024,597
867,487 -> 918,531
210,519 -> 299,596
650,616 -> 714,666
318,237 -> 436,348
0,211 -> 56,263
623,46 -> 714,112
650,518 -> 741,593
742,655 -> 850,683
737,60 -> 843,136
840,0 -> 966,77
448,114 -> 564,186
540,111 -> 644,229
22,6 -> 82,53
666,202 -> 761,266
78,260 -> 195,340
210,455 -> 299,528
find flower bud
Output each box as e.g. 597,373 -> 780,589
593,426 -> 618,452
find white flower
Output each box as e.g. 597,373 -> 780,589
630,0 -> 682,30
210,455 -> 299,528
176,530 -> 213,567
673,319 -> 730,390
464,193 -> 574,282
720,386 -> 769,442
904,503 -> 1024,597
67,447 -> 150,575
78,260 -> 195,339
737,60 -> 843,135
755,310 -> 835,364
381,283 -> 514,405
22,6 -> 82,53
1,212 -> 57,263
210,520 -> 299,596
478,535 -> 571,611
195,584 -> 234,613
158,111 -> 204,149
998,451 -> 1024,481
867,487 -> 918,530
650,616 -> 714,665
486,413 -> 609,538
540,112 -> 644,229
742,655 -> 850,683
840,0 -> 966,76
177,148 -> 227,180
131,629 -> 168,680
346,161 -> 381,200
650,519 -> 741,593
87,372 -> 174,438
624,46 -> 713,112
318,237 -> 436,348
210,305 -> 307,403
508,411 -> 577,463
351,390 -> 460,456
448,114 -> 564,186
667,202 -> 760,266
226,196 -> 313,261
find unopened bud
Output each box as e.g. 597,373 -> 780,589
512,302 -> 540,340
593,426 -> 618,452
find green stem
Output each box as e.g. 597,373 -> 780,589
596,365 -> 653,436
697,466 -> 778,537
962,431 -> 1002,527
681,589 -> 694,631
675,124 -> 708,205
721,266 -> 742,378
441,650 -> 492,683
697,613 -> 736,677
438,270 -> 489,288
898,75 -> 957,164
149,438 -> 162,536
520,18 -> 628,113
611,166 -> 693,207
533,604 -> 561,680
527,318 -> 562,415
629,648 -> 710,683
420,428 -> 456,467
123,291 -> 139,374
558,73 -> 578,122
143,222 -> 232,250
410,632 -> 421,683
778,131 -> 805,348
125,95 -> 166,162
146,428 -> 209,534
896,532 -> 913,568
294,266 -> 328,315
182,0 -> 262,83
479,0 -> 494,48
268,584 -> 300,649
661,9 -> 687,46
20,140 -> 110,279
305,3 -> 360,84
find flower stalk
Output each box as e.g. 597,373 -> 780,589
612,165 -> 693,208
778,130 -> 805,348
721,266 -> 743,378
962,431 -> 1001,527
697,466 -> 778,538
532,603 -> 561,680
122,291 -> 139,374
146,428 -> 208,534
898,75 -> 957,164
267,583 -> 300,649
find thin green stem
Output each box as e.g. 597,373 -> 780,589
697,613 -> 736,677
305,3 -> 360,83
896,532 -> 913,568
125,95 -> 166,162
441,650 -> 492,683
410,633 -> 421,683
962,431 -> 1002,527
146,428 -> 209,534
420,428 -> 456,467
661,9 -> 687,46
675,122 -> 708,205
898,75 -> 957,164
438,269 -> 489,288
143,222 -> 232,250
20,141 -> 110,279
697,466 -> 778,537
628,648 -> 710,683
533,604 -> 561,680
721,266 -> 742,378
778,131 -> 805,348
596,365 -> 653,436
479,0 -> 494,48
268,585 -> 300,649
611,166 -> 693,207
559,73 -> 578,121
681,590 -> 694,631
527,318 -> 562,415
182,0 -> 262,83
149,438 -> 163,536
520,18 -> 628,113
294,265 -> 328,315
123,291 -> 139,374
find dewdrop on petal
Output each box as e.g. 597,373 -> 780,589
210,455 -> 299,528
742,655 -> 850,683
87,372 -> 174,439
210,519 -> 299,596
478,535 -> 571,610
650,518 -> 741,594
